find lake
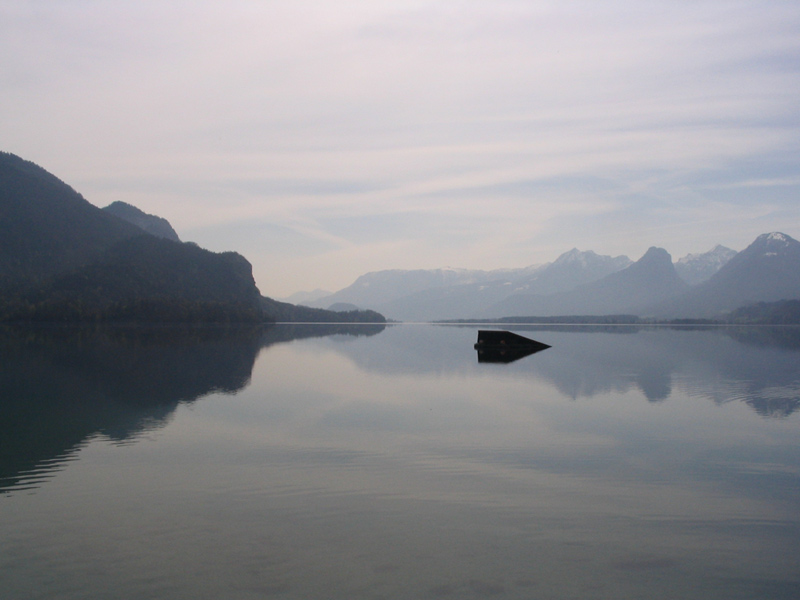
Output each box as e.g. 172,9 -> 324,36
1,323 -> 799,599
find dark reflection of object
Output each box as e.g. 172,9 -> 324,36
474,330 -> 550,363
0,324 -> 264,495
476,346 -> 547,363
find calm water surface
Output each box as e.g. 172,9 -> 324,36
1,323 -> 799,599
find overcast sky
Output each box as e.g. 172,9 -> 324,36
3,1 -> 799,297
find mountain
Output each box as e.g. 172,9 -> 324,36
0,152 -> 144,292
0,152 -> 387,324
280,288 -> 333,305
310,234 -> 797,321
515,249 -> 632,295
654,232 -> 800,318
484,247 -> 689,318
307,267 -> 505,310
0,152 -> 266,321
17,236 -> 265,322
103,201 -> 181,241
392,234 -> 799,321
308,250 -> 631,321
382,250 -> 633,321
674,245 -> 736,285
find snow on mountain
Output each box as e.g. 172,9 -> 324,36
308,250 -> 631,320
652,232 -> 800,318
305,267 -> 504,310
299,233 -> 800,321
674,245 -> 737,285
485,247 -> 686,318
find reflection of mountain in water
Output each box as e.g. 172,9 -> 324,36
527,327 -> 800,415
515,326 -> 800,416
333,325 -> 800,418
0,323 -> 386,495
0,325 -> 264,494
697,327 -> 800,418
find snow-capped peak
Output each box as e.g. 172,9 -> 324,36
765,232 -> 790,244
552,248 -> 596,266
674,245 -> 737,285
753,232 -> 798,253
676,245 -> 736,266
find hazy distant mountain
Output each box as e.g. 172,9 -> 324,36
368,279 -> 520,322
674,245 -> 736,285
485,247 -> 688,318
298,231 -> 800,321
653,232 -> 800,318
306,267 -> 507,310
282,288 -> 333,304
515,249 -> 632,295
369,233 -> 800,321
103,201 -> 180,242
381,250 -> 632,321
309,249 -> 631,321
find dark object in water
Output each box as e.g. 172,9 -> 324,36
474,330 -> 551,363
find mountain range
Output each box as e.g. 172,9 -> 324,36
304,234 -> 800,321
651,232 -> 800,318
5,151 -> 796,324
0,152 -> 383,324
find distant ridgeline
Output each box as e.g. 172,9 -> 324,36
0,152 -> 384,324
307,233 -> 800,323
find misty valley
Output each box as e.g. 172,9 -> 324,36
1,323 -> 798,600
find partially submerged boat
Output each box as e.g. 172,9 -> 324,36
474,330 -> 551,363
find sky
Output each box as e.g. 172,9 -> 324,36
2,1 -> 800,298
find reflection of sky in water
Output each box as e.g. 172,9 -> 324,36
1,325 -> 799,599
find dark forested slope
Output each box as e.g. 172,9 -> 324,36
0,152 -> 143,291
0,152 -> 384,323
0,153 -> 263,322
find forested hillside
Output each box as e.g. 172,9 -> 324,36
0,152 -> 385,323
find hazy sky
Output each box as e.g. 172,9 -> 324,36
3,1 -> 799,297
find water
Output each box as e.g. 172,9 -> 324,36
1,323 -> 799,599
